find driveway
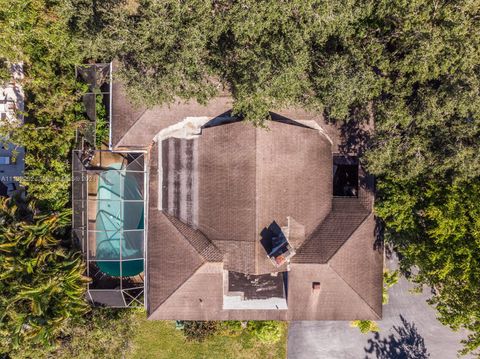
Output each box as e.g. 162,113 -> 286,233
288,254 -> 472,359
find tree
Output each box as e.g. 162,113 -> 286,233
0,195 -> 89,354
69,2 -> 480,354
0,0 -> 86,211
70,0 -> 381,124
382,270 -> 399,305
358,2 -> 480,355
3,0 -> 479,356
378,183 -> 480,357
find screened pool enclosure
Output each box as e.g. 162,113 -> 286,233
72,150 -> 146,307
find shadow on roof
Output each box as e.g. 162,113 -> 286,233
202,111 -> 315,130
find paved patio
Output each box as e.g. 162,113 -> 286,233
288,254 -> 472,359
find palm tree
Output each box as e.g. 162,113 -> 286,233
0,195 -> 89,352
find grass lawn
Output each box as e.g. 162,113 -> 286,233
127,316 -> 287,359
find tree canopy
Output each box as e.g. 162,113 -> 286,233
0,0 -> 85,210
1,0 -> 480,356
0,195 -> 88,353
71,0 -> 384,123
71,1 -> 480,355
0,1 -> 89,354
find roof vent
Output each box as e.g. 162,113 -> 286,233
312,282 -> 321,292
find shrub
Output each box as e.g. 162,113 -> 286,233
0,195 -> 89,354
182,321 -> 219,342
8,308 -> 141,359
350,320 -> 380,334
95,94 -> 109,147
382,270 -> 400,305
219,321 -> 244,337
246,321 -> 283,344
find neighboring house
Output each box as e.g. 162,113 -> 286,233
73,64 -> 383,320
0,63 -> 25,197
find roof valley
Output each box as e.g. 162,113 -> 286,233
163,212 -> 223,262
293,197 -> 369,263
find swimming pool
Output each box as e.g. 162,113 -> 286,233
95,163 -> 144,277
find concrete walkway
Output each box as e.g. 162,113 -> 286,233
288,254 -> 472,359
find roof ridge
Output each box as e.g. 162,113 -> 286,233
114,107 -> 148,148
200,243 -> 224,262
294,199 -> 370,263
163,212 -> 222,262
328,257 -> 381,319
148,261 -> 207,317
323,210 -> 370,262
328,213 -> 382,318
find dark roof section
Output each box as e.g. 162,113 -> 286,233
293,198 -> 369,263
164,213 -> 223,262
147,143 -> 204,313
148,262 -> 289,321
227,271 -> 286,300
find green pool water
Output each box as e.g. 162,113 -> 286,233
95,163 -> 144,277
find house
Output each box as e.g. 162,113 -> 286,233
73,64 -> 383,320
0,63 -> 25,197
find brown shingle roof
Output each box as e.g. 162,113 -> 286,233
329,213 -> 383,317
164,213 -> 223,262
213,240 -> 256,273
197,120 -> 333,274
111,80 -> 232,149
148,262 -> 289,321
197,121 -> 257,244
286,263 -> 381,320
149,258 -> 381,321
147,211 -> 204,314
145,120 -> 382,320
147,142 -> 214,313
293,197 -> 369,263
133,91 -> 382,320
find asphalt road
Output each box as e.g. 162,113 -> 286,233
287,254 -> 472,359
